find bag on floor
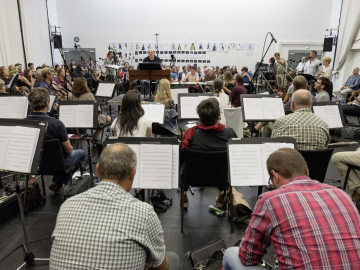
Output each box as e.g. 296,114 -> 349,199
24,179 -> 46,212
150,189 -> 172,212
186,239 -> 226,270
63,174 -> 94,200
231,187 -> 252,223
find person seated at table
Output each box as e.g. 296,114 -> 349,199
342,90 -> 360,123
154,79 -> 180,135
25,87 -> 86,195
314,77 -> 330,102
223,74 -> 247,107
223,148 -> 360,270
181,98 -> 237,208
111,90 -> 152,137
68,77 -> 111,144
272,90 -> 330,150
196,67 -> 204,81
181,66 -> 199,83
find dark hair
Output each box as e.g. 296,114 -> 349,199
191,66 -> 196,70
72,77 -> 90,97
286,74 -> 294,82
267,148 -> 308,179
234,74 -> 244,85
36,66 -> 42,70
214,78 -> 224,93
57,68 -> 64,75
241,66 -> 248,72
117,90 -> 144,136
27,87 -> 50,111
28,63 -> 34,68
108,51 -> 113,55
274,52 -> 280,57
196,98 -> 220,126
311,50 -> 317,56
319,77 -> 330,91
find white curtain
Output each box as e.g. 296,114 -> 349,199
0,0 -> 25,68
335,0 -> 360,71
19,0 -> 52,68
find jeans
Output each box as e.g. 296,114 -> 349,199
342,104 -> 360,119
53,149 -> 86,186
334,87 -> 353,102
166,252 -> 180,270
223,247 -> 266,270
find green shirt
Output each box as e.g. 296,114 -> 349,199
275,58 -> 286,74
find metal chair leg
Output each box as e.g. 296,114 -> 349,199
229,187 -> 234,233
258,186 -> 263,197
41,175 -> 46,196
343,166 -> 352,190
189,186 -> 194,195
181,183 -> 184,233
0,176 -> 3,189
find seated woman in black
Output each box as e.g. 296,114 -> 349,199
342,91 -> 360,123
181,98 -> 237,209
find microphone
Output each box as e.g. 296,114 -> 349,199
74,43 -> 78,50
108,46 -> 111,51
270,32 -> 277,43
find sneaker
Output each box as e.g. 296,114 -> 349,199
352,190 -> 360,203
48,182 -> 58,191
54,185 -> 64,196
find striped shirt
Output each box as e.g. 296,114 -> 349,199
271,108 -> 330,150
239,176 -> 360,269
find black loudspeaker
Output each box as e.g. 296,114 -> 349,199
323,37 -> 333,52
53,35 -> 63,49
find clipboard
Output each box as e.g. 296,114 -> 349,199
178,93 -> 219,120
58,100 -> 98,129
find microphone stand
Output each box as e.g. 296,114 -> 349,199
154,33 -> 160,57
78,45 -> 99,76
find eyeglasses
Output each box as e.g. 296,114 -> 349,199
268,173 -> 275,190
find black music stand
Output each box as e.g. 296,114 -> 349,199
312,102 -> 346,129
178,93 -> 219,121
0,119 -> 48,268
0,93 -> 29,118
139,62 -> 163,100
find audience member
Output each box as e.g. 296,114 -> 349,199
40,67 -> 55,93
240,66 -> 253,84
215,66 -> 220,74
315,56 -> 333,81
196,67 -> 204,80
50,143 -> 180,270
170,65 -> 178,82
222,71 -> 233,91
334,67 -> 360,103
111,90 -> 152,137
179,66 -> 186,81
314,77 -> 331,102
216,68 -> 223,79
272,90 -> 330,150
181,66 -> 199,83
204,68 -> 216,82
342,91 -> 360,122
231,66 -> 238,76
223,148 -> 360,270
34,69 -> 43,87
224,74 -> 247,107
25,88 -> 85,195
203,68 -> 209,77
214,78 -> 229,125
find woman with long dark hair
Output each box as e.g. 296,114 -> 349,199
110,90 -> 152,137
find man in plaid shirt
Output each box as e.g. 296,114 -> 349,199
50,143 -> 180,270
272,90 -> 330,150
223,148 -> 360,270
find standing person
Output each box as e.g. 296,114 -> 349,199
104,51 -> 116,81
40,67 -> 55,94
213,78 -> 229,125
274,52 -> 286,94
333,67 -> 360,103
91,68 -> 101,92
315,56 -> 333,81
305,50 -> 321,76
296,56 -> 307,74
223,74 -> 247,107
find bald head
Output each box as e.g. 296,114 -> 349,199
291,90 -> 312,112
353,67 -> 359,76
148,49 -> 155,60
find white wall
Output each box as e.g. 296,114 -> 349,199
52,0 -> 333,70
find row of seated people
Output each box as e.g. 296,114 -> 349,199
23,87 -> 360,269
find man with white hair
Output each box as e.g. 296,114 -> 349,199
143,49 -> 161,63
333,67 -> 360,103
204,67 -> 216,82
296,56 -> 307,74
272,90 -> 330,150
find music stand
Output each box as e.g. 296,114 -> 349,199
178,93 -> 219,121
0,119 -> 48,268
139,62 -> 163,100
0,93 -> 29,118
312,102 -> 345,129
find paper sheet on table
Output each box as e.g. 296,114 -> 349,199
127,144 -> 140,189
243,98 -> 264,120
326,105 -> 343,128
171,88 -> 188,105
229,144 -> 264,186
96,83 -> 115,97
262,98 -> 284,120
48,95 -> 57,112
139,144 -> 172,189
0,96 -> 28,118
60,105 -> 94,128
142,104 -> 165,124
180,96 -> 199,119
171,145 -> 179,188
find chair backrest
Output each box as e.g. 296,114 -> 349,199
38,139 -> 67,175
224,107 -> 243,138
184,149 -> 229,187
299,148 -> 334,182
152,123 -> 176,136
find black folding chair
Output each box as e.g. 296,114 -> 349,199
152,123 -> 177,137
343,164 -> 360,190
181,149 -> 233,233
38,139 -> 84,195
299,148 -> 334,182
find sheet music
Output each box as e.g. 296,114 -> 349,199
96,83 -> 115,97
180,97 -> 199,118
142,104 -> 165,124
262,98 -> 284,120
0,96 -> 28,119
326,105 -> 343,128
229,144 -> 264,186
59,105 -> 94,128
171,88 -> 188,105
0,126 -> 12,169
313,106 -> 328,124
0,97 -> 11,117
48,95 -> 57,112
139,144 -> 172,189
2,126 -> 40,173
171,145 -> 179,188
197,95 -> 220,104
127,144 -> 140,189
243,98 -> 264,120
59,105 -> 78,127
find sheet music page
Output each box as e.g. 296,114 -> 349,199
0,126 -> 12,170
243,98 -> 264,120
143,104 -> 165,124
9,96 -> 28,118
260,143 -> 294,183
3,126 -> 40,173
229,144 -> 264,186
77,105 -> 94,128
171,145 -> 179,189
139,144 -> 172,189
0,97 -> 11,118
59,105 -> 78,127
312,106 -> 328,125
127,144 -> 140,189
326,105 -> 343,128
197,95 -> 220,104
96,83 -> 114,97
48,95 -> 56,112
180,97 -> 199,119
262,98 -> 285,120
171,88 -> 188,105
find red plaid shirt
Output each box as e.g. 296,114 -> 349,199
239,176 -> 360,269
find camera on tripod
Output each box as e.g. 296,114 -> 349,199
269,57 -> 275,64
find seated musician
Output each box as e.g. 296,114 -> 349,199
272,90 -> 330,150
223,74 -> 247,107
68,78 -> 111,144
223,148 -> 360,270
111,90 -> 152,137
25,88 -> 86,195
282,72 -> 296,105
54,68 -> 69,92
341,90 -> 360,123
181,98 -> 237,208
0,67 -> 20,92
222,71 -> 233,92
17,68 -> 34,90
314,77 -> 330,102
214,78 -> 230,125
40,67 -> 55,94
334,67 -> 360,103
240,67 -> 253,84
34,69 -> 43,88
0,79 -> 5,93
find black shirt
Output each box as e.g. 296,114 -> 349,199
190,128 -> 237,151
74,64 -> 83,75
143,56 -> 162,63
25,112 -> 69,157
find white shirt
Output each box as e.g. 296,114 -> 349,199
296,62 -> 307,73
111,115 -> 152,137
319,66 -> 333,81
305,58 -> 321,76
219,92 -> 230,125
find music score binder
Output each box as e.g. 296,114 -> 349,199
178,93 -> 219,120
58,100 -> 98,129
0,119 -> 47,174
142,103 -> 165,124
312,102 -> 345,129
241,94 -> 284,122
103,137 -> 180,189
0,94 -> 29,119
227,137 -> 297,186
95,81 -> 116,98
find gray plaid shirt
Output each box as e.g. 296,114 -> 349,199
50,181 -> 166,270
271,108 -> 330,150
